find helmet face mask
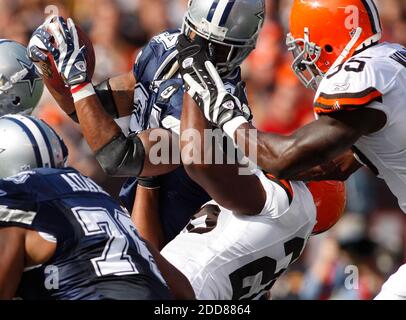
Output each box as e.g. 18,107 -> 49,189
182,0 -> 265,76
286,31 -> 324,91
288,0 -> 383,91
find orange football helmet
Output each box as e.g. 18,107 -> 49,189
307,181 -> 347,235
287,0 -> 382,90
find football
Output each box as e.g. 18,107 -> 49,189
37,20 -> 95,96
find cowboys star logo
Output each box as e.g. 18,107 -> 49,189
256,11 -> 265,24
16,59 -> 42,95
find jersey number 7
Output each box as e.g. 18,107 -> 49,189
72,206 -> 162,279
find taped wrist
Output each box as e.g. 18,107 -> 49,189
96,133 -> 146,177
95,79 -> 119,119
137,176 -> 160,189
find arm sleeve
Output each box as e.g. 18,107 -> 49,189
95,133 -> 146,178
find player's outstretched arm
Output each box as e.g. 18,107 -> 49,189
178,44 -> 382,181
28,17 -> 135,122
293,149 -> 363,182
0,227 -> 25,299
233,109 -> 383,179
30,17 -> 179,178
180,93 -> 266,216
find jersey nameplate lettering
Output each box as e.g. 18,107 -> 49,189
61,173 -> 108,195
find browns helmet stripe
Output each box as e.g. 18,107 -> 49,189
360,0 -> 382,34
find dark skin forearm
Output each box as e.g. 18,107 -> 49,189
75,95 -> 122,152
74,95 -> 179,177
132,185 -> 165,250
145,242 -> 195,300
44,79 -> 76,116
0,228 -> 25,299
234,108 -> 385,179
181,94 -> 266,215
42,71 -> 136,119
294,149 -> 362,182
108,71 -> 136,118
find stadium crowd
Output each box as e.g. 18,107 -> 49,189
1,0 -> 405,300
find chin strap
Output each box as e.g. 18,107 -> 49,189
327,27 -> 363,75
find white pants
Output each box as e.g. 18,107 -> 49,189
375,264 -> 406,300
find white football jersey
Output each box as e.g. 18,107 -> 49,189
161,171 -> 316,300
314,42 -> 406,212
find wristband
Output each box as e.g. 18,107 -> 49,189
71,82 -> 96,103
137,176 -> 160,190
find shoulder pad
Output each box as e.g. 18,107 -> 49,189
0,173 -> 37,226
314,56 -> 396,114
133,30 -> 181,85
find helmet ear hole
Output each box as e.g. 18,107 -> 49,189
12,96 -> 21,106
324,44 -> 334,54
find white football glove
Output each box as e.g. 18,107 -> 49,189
183,60 -> 249,132
28,16 -> 90,87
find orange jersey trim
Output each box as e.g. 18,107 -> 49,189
314,87 -> 383,114
266,173 -> 294,204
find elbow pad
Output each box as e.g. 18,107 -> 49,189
96,134 -> 146,177
94,79 -> 119,119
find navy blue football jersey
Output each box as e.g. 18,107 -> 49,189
0,168 -> 170,300
120,30 -> 245,241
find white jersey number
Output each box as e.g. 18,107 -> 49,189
72,207 -> 162,279
229,237 -> 306,300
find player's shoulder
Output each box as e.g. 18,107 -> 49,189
315,43 -> 405,114
134,29 -> 181,83
0,171 -> 40,225
0,168 -> 67,200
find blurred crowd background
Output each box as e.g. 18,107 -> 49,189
1,0 -> 405,300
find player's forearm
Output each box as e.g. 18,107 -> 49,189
107,71 -> 136,117
180,94 -> 213,165
132,186 -> 165,250
234,120 -> 360,179
146,242 -> 196,300
293,150 -> 362,182
45,80 -> 76,117
75,95 -> 122,152
0,228 -> 25,300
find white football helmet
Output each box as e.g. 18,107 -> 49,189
0,40 -> 44,116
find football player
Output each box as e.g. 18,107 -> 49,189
27,0 -> 265,247
179,0 -> 406,300
158,57 -> 346,298
0,114 -> 194,300
0,39 -> 44,116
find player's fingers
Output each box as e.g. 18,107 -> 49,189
184,73 -> 205,96
67,18 -> 80,49
28,46 -> 48,63
205,61 -> 225,90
